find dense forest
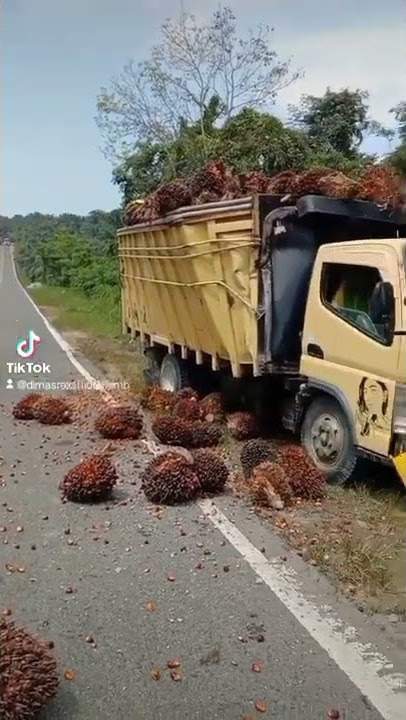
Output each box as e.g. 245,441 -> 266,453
2,6 -> 405,302
0,211 -> 122,307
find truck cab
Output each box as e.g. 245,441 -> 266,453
298,236 -> 406,484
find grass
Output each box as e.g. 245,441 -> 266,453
279,483 -> 406,615
29,285 -> 121,338
28,284 -> 146,394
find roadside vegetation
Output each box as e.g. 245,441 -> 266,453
1,3 -> 405,615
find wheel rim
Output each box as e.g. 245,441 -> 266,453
310,413 -> 344,467
160,364 -> 178,392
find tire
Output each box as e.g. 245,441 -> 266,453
159,354 -> 190,393
143,348 -> 162,386
301,396 -> 357,485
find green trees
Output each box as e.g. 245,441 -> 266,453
387,101 -> 406,176
1,210 -> 121,295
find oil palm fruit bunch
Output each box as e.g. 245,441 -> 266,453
141,451 -> 200,504
61,453 -> 117,502
189,420 -> 222,447
249,463 -> 287,509
95,405 -> 143,440
189,160 -> 229,198
12,393 -> 44,420
172,395 -> 201,421
239,171 -> 269,194
152,415 -> 193,446
355,165 -> 404,206
140,386 -> 174,413
279,444 -> 326,500
34,395 -> 72,425
251,462 -> 293,505
0,617 -> 59,720
199,392 -> 223,422
267,170 -> 297,194
240,438 -> 277,477
155,179 -> 193,214
226,411 -> 259,440
192,449 -> 229,492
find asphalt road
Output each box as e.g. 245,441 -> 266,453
0,244 -> 405,720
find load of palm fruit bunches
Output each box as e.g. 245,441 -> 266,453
123,161 -> 405,226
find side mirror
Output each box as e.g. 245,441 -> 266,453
370,281 -> 394,322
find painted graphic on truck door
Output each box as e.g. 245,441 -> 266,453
355,377 -> 391,438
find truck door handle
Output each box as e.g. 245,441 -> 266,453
307,343 -> 324,359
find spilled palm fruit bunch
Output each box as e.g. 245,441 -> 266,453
141,451 -> 200,504
152,415 -> 193,446
251,462 -> 293,504
12,393 -> 44,421
61,453 -> 117,502
155,179 -> 193,214
34,395 -> 72,425
199,392 -> 223,422
280,444 -> 326,500
250,463 -> 289,509
176,387 -> 199,401
239,170 -> 269,194
140,387 -> 174,413
95,405 -> 143,439
192,449 -> 229,492
172,396 -> 200,420
240,438 -> 277,477
189,420 -> 222,448
0,617 -> 59,720
227,411 -> 259,440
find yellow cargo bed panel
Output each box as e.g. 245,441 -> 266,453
117,198 -> 260,377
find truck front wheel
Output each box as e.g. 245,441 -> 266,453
159,354 -> 190,393
301,396 -> 357,485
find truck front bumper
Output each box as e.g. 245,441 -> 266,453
391,451 -> 406,486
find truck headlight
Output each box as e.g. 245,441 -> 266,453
393,383 -> 406,434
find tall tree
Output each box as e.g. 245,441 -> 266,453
388,101 -> 406,176
95,5 -> 300,161
289,88 -> 388,158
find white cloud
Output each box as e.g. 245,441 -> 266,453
274,25 -> 406,124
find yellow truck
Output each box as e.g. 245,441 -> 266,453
117,193 -> 406,486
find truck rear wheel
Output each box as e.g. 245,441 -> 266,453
159,354 -> 190,393
143,348 -> 162,386
301,396 -> 357,485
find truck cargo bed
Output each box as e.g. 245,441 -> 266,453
118,197 -> 263,377
118,194 -> 406,378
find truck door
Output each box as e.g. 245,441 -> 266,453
301,243 -> 401,459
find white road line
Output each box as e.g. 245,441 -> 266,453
0,247 -> 4,285
199,500 -> 406,720
9,247 -> 112,401
9,247 -> 406,720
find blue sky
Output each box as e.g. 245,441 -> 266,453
1,0 -> 405,217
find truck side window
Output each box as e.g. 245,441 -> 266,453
321,262 -> 389,342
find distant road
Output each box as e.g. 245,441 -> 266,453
0,244 -> 405,720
